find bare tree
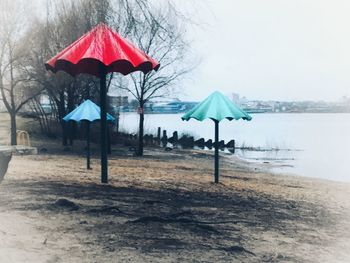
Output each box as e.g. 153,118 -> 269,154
28,95 -> 53,136
23,0 -> 112,144
114,2 -> 193,156
0,0 -> 44,145
13,0 -> 193,151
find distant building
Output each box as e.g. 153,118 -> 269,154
231,93 -> 240,105
240,100 -> 274,113
144,99 -> 198,114
108,95 -> 128,107
108,95 -> 129,113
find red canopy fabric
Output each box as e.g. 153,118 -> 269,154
45,23 -> 160,77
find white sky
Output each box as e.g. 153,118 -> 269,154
175,0 -> 350,102
30,0 -> 350,102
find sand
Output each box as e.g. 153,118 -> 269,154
1,113 -> 350,262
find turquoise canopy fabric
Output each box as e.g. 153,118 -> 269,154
182,91 -> 252,122
63,99 -> 115,122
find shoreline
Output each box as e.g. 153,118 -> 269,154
231,152 -> 350,185
118,112 -> 350,183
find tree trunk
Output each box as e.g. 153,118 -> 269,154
62,121 -> 68,146
10,111 -> 17,145
0,152 -> 12,183
137,108 -> 144,156
68,122 -> 75,146
67,86 -> 75,146
58,92 -> 68,146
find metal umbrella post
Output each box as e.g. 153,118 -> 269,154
86,121 -> 91,170
214,120 -> 219,183
99,69 -> 108,183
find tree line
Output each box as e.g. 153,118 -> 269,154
0,0 -> 192,156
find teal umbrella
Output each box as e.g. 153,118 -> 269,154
63,100 -> 115,169
182,91 -> 252,183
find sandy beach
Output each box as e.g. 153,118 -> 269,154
1,0 -> 350,261
1,121 -> 350,263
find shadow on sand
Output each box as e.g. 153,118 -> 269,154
0,178 -> 332,262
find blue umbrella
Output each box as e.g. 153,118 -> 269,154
63,100 -> 115,122
63,100 -> 115,169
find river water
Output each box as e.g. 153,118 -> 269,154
118,113 -> 350,182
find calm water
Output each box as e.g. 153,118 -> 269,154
119,113 -> 350,182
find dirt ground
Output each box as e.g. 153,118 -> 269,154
1,114 -> 350,262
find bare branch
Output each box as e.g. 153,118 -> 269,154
15,87 -> 45,113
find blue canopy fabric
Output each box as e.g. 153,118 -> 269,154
63,99 -> 115,122
181,91 -> 252,122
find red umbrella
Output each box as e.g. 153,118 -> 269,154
45,23 -> 159,183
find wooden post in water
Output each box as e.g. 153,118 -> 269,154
162,130 -> 167,147
157,127 -> 161,145
226,139 -> 235,153
173,131 -> 178,142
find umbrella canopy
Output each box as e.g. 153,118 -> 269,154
182,91 -> 252,183
45,23 -> 160,77
182,91 -> 252,122
63,100 -> 115,122
45,23 -> 159,184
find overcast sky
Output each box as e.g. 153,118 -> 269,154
175,0 -> 350,102
31,0 -> 350,102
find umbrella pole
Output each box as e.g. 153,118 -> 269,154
214,120 -> 219,183
87,122 -> 91,170
100,69 -> 108,183
107,123 -> 111,155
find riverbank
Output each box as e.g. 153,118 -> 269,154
1,135 -> 350,262
0,113 -> 350,262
